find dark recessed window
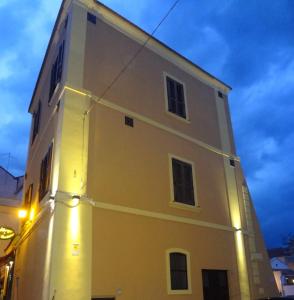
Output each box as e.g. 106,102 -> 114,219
172,158 -> 195,206
125,116 -> 134,127
166,76 -> 186,119
49,40 -> 65,102
24,184 -> 33,210
229,159 -> 235,167
32,101 -> 41,144
218,91 -> 224,98
87,12 -> 97,24
64,15 -> 69,29
169,252 -> 188,290
39,143 -> 53,201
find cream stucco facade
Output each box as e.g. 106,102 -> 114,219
8,0 -> 278,299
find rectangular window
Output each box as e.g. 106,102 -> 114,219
170,252 -> 188,290
39,143 -> 53,201
171,158 -> 195,206
166,76 -> 187,119
49,40 -> 65,101
32,101 -> 41,144
24,184 -> 33,210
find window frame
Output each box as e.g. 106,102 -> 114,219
166,248 -> 192,295
163,72 -> 190,122
39,142 -> 54,202
31,101 -> 41,144
168,154 -> 198,211
49,40 -> 65,104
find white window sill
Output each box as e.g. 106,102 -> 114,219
169,201 -> 201,213
166,111 -> 191,124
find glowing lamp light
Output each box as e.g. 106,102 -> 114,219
18,209 -> 28,219
0,227 -> 15,240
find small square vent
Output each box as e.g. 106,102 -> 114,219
125,116 -> 134,127
218,91 -> 224,98
87,12 -> 96,24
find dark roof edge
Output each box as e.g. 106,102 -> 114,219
93,0 -> 232,91
28,0 -> 67,112
0,166 -> 24,180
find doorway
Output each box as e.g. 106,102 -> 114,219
202,269 -> 229,300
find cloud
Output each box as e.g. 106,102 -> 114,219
0,0 -> 15,9
22,0 -> 61,56
0,52 -> 17,80
182,26 -> 230,76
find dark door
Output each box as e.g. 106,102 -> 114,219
202,269 -> 229,300
92,298 -> 115,300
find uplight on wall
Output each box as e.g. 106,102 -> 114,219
72,195 -> 80,207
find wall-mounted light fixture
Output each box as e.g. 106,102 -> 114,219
72,195 -> 80,207
18,209 -> 28,219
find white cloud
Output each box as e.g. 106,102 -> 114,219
102,0 -> 149,22
247,133 -> 294,202
0,52 -> 17,80
184,26 -> 230,76
22,0 -> 61,56
233,58 -> 294,118
0,0 -> 15,9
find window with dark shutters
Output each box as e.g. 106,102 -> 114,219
24,184 -> 33,210
49,40 -> 65,101
172,158 -> 195,206
170,252 -> 188,290
166,76 -> 186,119
32,101 -> 41,144
39,143 -> 53,201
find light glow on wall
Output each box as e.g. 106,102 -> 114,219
18,209 -> 28,219
70,199 -> 80,244
29,208 -> 35,221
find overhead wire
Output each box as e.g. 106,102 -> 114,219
79,0 -> 181,194
84,0 -> 181,116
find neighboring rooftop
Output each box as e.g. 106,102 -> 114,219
268,248 -> 290,258
0,166 -> 24,206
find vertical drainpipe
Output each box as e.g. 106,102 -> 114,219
215,90 -> 251,300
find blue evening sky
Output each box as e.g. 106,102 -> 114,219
0,0 -> 293,247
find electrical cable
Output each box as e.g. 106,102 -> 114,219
85,0 -> 181,116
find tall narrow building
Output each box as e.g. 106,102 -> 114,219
8,0 -> 278,299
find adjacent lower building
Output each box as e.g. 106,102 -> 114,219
270,255 -> 294,296
0,166 -> 23,299
9,0 -> 278,299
